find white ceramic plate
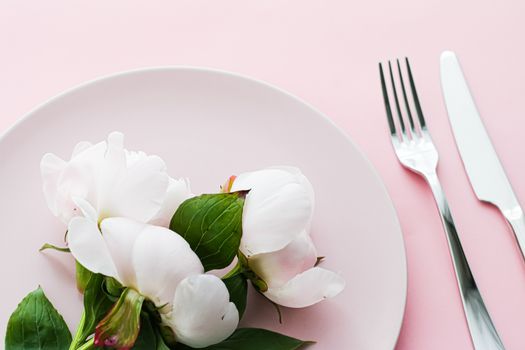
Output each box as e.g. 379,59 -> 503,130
0,67 -> 406,349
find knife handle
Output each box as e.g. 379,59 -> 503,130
504,208 -> 525,262
426,172 -> 505,350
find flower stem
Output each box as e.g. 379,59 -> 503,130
222,261 -> 242,279
76,338 -> 94,350
39,243 -> 70,253
69,310 -> 87,350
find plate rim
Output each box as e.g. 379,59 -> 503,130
2,66 -> 408,349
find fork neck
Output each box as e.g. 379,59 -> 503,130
420,170 -> 505,350
423,171 -> 449,216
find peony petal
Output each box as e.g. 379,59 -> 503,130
231,168 -> 314,256
54,141 -> 106,223
132,224 -> 203,306
125,150 -> 147,167
99,217 -> 145,288
68,217 -> 118,279
71,141 -> 92,157
270,166 -> 315,217
96,132 -> 127,215
232,167 -> 304,195
72,196 -> 98,222
263,267 -> 345,308
40,132 -> 181,229
40,153 -> 67,216
106,155 -> 169,223
149,177 -> 192,227
248,231 -> 317,289
168,275 -> 238,348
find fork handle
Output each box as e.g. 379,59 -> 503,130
425,171 -> 505,350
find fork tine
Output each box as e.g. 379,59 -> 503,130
388,61 -> 407,138
379,63 -> 396,136
405,58 -> 427,129
396,59 -> 417,134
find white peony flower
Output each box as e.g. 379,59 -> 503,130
40,131 -> 191,228
68,216 -> 239,348
230,167 -> 345,308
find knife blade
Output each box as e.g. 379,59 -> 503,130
440,50 -> 525,260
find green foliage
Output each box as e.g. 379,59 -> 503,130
170,192 -> 246,271
174,328 -> 314,350
77,274 -> 115,345
5,287 -> 72,350
132,313 -> 170,350
223,273 -> 248,319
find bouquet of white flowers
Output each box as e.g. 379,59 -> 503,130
5,132 -> 345,350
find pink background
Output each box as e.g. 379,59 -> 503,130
1,1 -> 525,349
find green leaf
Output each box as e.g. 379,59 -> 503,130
132,313 -> 156,349
155,331 -> 171,350
76,274 -> 114,345
104,276 -> 124,300
157,325 -> 177,349
170,192 -> 246,271
223,273 -> 248,319
5,287 -> 72,350
219,329 -> 314,350
75,261 -> 93,293
132,312 -> 171,350
174,328 -> 313,350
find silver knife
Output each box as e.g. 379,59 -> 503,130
440,51 -> 525,261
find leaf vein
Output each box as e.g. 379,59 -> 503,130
193,196 -> 232,251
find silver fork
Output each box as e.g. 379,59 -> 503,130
380,58 -> 505,350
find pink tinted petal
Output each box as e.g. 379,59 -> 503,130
249,231 -> 317,289
232,168 -> 314,256
264,267 -> 345,308
241,184 -> 312,255
72,196 -> 98,222
56,141 -> 106,223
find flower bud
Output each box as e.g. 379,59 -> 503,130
95,288 -> 145,349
